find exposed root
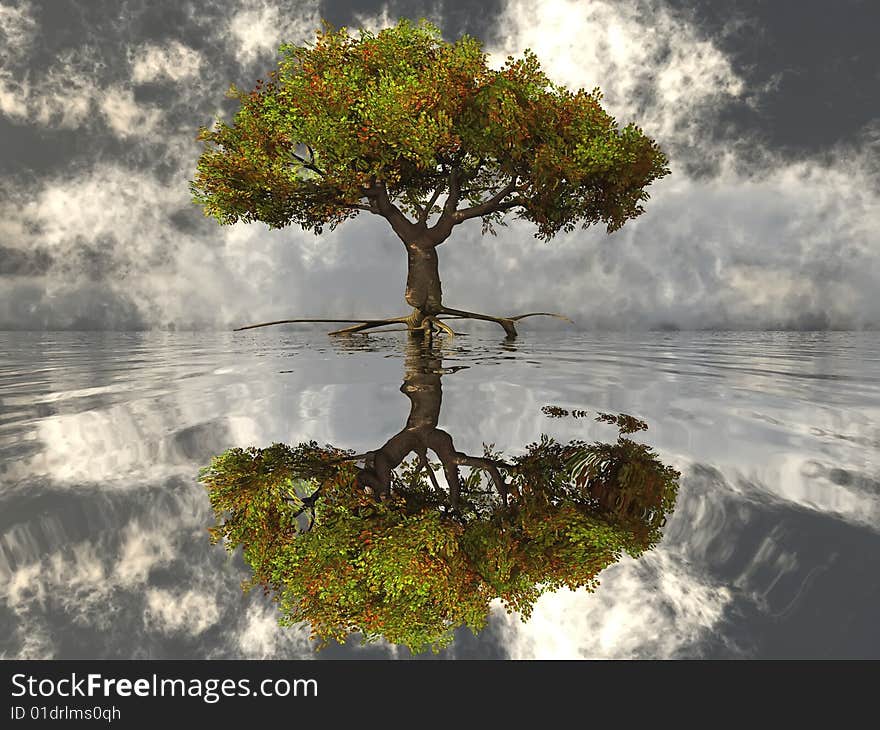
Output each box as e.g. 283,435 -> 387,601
439,307 -> 573,338
233,309 -> 572,338
419,316 -> 457,338
328,317 -> 410,335
438,306 -> 516,336
507,312 -> 575,324
234,318 -> 401,332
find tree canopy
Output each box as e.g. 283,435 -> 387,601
191,18 -> 669,241
201,412 -> 679,654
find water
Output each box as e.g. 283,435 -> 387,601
1,329 -> 878,659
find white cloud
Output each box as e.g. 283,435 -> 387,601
115,523 -> 177,586
0,488 -> 254,656
99,85 -> 163,138
145,588 -> 221,636
0,0 -> 37,119
0,0 -> 37,63
227,0 -> 321,65
498,549 -> 732,658
0,67 -> 28,119
0,48 -> 100,128
130,41 -> 204,84
236,603 -> 313,658
351,4 -> 443,36
3,542 -> 109,623
487,0 -> 744,149
0,43 -> 164,140
0,163 -> 222,328
4,622 -> 55,660
149,0 -> 876,333
0,44 -> 164,139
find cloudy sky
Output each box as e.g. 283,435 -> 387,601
0,0 -> 878,331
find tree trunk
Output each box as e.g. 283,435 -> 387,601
404,239 -> 443,320
354,341 -> 443,497
353,340 -> 510,510
232,213 -> 570,337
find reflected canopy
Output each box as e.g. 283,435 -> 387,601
200,339 -> 680,653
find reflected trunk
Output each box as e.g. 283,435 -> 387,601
355,340 -> 479,511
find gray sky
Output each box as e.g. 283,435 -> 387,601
0,0 -> 878,330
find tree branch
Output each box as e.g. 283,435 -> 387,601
452,178 -> 519,223
427,166 -> 464,240
425,430 -> 463,511
417,451 -> 444,497
419,181 -> 446,224
366,180 -> 420,241
291,146 -> 326,177
454,454 -> 512,507
284,486 -> 323,532
444,166 -> 463,216
358,178 -> 382,213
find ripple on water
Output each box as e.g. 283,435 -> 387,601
0,330 -> 878,658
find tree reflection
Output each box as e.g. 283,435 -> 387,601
200,339 -> 680,654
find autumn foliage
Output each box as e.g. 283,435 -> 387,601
201,416 -> 679,654
191,18 -> 669,240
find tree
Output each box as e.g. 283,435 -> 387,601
200,339 -> 680,653
191,18 -> 670,338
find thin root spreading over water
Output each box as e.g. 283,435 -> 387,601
233,309 -> 575,338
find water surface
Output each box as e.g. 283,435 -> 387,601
1,329 -> 878,658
